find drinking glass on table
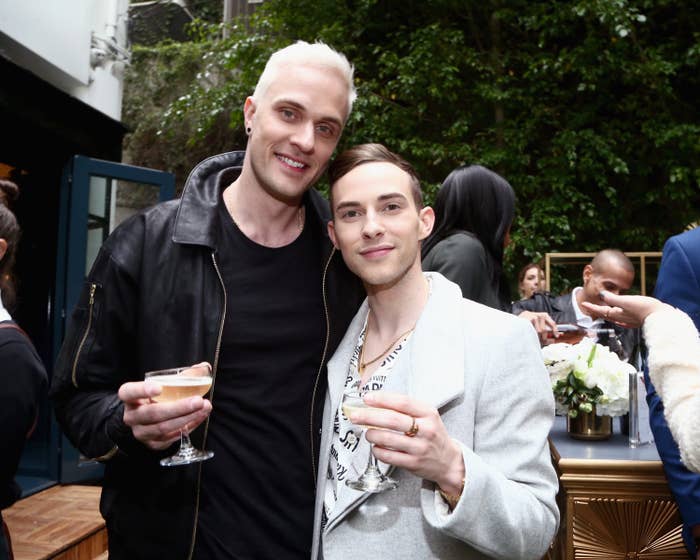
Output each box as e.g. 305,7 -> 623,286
341,388 -> 398,493
145,363 -> 214,467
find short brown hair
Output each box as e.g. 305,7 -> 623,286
328,143 -> 423,208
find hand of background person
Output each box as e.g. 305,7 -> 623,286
517,310 -> 559,345
580,291 -> 672,329
118,362 -> 213,450
347,391 -> 465,496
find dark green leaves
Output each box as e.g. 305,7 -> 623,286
123,0 -> 700,289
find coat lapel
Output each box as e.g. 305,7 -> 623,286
322,273 -> 466,532
396,272 -> 465,408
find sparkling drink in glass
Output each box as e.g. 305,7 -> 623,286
341,389 -> 398,493
145,363 -> 214,466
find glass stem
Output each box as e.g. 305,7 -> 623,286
179,429 -> 194,452
366,443 -> 375,469
366,440 -> 382,474
369,445 -> 381,472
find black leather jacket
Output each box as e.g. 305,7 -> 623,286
50,151 -> 363,559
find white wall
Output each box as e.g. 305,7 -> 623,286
0,0 -> 129,121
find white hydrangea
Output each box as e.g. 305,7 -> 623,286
587,341 -> 635,416
543,337 -> 635,417
542,342 -> 576,384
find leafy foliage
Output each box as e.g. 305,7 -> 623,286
553,372 -> 603,417
122,40 -> 243,191
122,0 -> 700,290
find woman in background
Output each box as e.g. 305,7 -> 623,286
422,165 -> 515,311
518,262 -> 545,300
0,179 -> 47,560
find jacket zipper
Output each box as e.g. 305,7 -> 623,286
71,282 -> 97,388
310,248 -> 334,487
187,252 -> 227,560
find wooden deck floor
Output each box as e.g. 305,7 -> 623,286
3,485 -> 107,560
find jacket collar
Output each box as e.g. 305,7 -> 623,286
173,151 -> 245,247
172,150 -> 334,251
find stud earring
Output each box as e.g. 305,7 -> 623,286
246,127 -> 251,134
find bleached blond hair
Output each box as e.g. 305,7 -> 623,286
252,41 -> 357,117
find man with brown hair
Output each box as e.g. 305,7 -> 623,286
312,143 -> 558,559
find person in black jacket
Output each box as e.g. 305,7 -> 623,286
50,41 -> 363,559
421,165 -> 515,311
0,180 -> 47,560
511,249 -> 638,358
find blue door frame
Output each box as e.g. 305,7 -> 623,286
52,155 -> 175,484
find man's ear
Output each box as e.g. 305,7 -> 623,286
243,96 -> 257,129
583,264 -> 593,284
418,206 -> 435,241
0,238 -> 7,262
327,221 -> 339,249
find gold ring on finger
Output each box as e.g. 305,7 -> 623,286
404,417 -> 419,437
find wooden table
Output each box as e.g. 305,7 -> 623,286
548,416 -> 687,559
4,484 -> 106,560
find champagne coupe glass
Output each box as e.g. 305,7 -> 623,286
341,389 -> 398,492
145,363 -> 214,467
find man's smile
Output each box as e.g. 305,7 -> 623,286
276,153 -> 308,171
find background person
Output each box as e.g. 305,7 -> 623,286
313,144 -> 559,560
518,262 -> 545,300
512,249 -> 637,354
50,41 -> 363,559
421,165 -> 515,311
0,180 -> 47,560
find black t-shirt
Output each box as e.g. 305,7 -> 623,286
194,201 -> 325,559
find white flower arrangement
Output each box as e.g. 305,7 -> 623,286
542,337 -> 636,417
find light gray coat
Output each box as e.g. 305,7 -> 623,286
311,273 -> 559,560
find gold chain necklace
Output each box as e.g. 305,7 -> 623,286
359,315 -> 415,374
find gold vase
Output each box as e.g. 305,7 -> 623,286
567,405 -> 612,441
